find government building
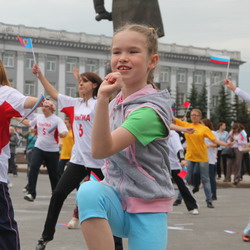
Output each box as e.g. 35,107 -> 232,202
0,22 -> 245,119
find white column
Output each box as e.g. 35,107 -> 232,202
187,69 -> 193,96
37,53 -> 46,96
16,52 -> 24,93
0,49 -> 3,60
205,71 -> 211,119
98,59 -> 106,79
58,55 -> 66,95
170,67 -> 177,103
79,58 -> 86,75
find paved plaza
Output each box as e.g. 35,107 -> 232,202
8,170 -> 250,250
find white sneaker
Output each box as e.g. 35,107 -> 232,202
67,219 -> 80,229
190,209 -> 199,215
24,193 -> 34,202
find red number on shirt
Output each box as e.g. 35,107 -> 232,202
42,128 -> 46,135
79,124 -> 84,137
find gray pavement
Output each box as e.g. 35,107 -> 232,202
8,168 -> 250,250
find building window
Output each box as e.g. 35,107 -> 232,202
177,93 -> 185,105
66,57 -> 78,73
66,83 -> 76,97
194,71 -> 203,84
212,95 -> 219,107
24,81 -> 36,96
3,53 -> 14,67
25,56 -> 35,69
177,69 -> 186,83
159,66 -> 170,83
211,72 -> 222,85
46,56 -> 57,71
86,58 -> 99,73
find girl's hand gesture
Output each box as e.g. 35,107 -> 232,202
32,64 -> 42,78
99,72 -> 123,99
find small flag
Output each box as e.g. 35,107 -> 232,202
171,103 -> 176,115
90,171 -> 101,182
224,230 -> 237,234
17,35 -> 33,49
183,101 -> 191,108
240,130 -> 247,140
177,170 -> 188,179
210,55 -> 230,65
48,125 -> 57,134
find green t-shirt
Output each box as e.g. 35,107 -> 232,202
121,107 -> 168,146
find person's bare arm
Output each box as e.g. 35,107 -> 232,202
32,64 -> 59,100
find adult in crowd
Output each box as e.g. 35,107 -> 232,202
8,126 -> 19,176
19,100 -> 68,202
0,60 -> 38,250
224,122 -> 247,185
215,122 -> 229,180
173,109 -> 231,208
202,119 -> 218,200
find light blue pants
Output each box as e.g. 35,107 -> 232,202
77,181 -> 168,250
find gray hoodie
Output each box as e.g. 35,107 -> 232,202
102,85 -> 175,213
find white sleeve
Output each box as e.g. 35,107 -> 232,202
9,88 -> 28,116
57,117 -> 68,133
235,88 -> 250,104
57,94 -> 76,111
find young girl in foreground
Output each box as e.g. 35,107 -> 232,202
77,24 -> 175,250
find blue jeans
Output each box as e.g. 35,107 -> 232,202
186,161 -> 212,202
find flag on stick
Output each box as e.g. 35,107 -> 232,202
210,55 -> 230,78
177,169 -> 188,179
90,171 -> 101,182
17,35 -> 36,64
183,101 -> 191,108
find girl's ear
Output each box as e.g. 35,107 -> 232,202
148,54 -> 159,71
92,83 -> 98,89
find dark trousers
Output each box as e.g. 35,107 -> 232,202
8,153 -> 17,175
209,164 -> 217,199
172,169 -> 198,211
57,159 -> 69,179
0,182 -> 20,250
42,162 -> 104,241
28,147 -> 59,198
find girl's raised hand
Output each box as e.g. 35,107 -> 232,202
99,72 -> 123,99
224,79 -> 236,91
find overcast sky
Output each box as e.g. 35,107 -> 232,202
2,0 -> 250,92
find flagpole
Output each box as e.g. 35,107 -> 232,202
31,39 -> 37,64
184,104 -> 190,117
226,60 -> 230,79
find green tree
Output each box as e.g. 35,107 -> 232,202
188,83 -> 199,109
211,85 -> 232,129
197,82 -> 207,118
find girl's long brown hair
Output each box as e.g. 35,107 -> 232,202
0,60 -> 11,86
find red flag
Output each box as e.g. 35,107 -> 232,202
177,170 -> 188,179
183,101 -> 191,108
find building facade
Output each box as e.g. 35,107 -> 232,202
0,22 -> 245,119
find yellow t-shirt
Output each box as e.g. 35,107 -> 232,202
60,129 -> 74,159
175,118 -> 216,162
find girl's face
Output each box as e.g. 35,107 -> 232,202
111,30 -> 157,87
78,76 -> 97,97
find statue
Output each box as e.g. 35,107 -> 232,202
93,0 -> 165,38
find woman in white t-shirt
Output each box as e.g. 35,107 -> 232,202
20,100 -> 68,202
32,65 -> 123,250
0,60 -> 38,250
